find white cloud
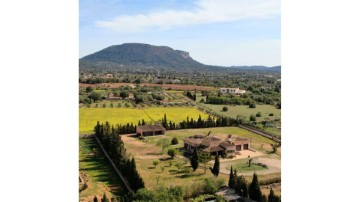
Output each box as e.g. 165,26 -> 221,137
96,0 -> 280,32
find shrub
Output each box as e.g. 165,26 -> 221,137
171,137 -> 179,145
85,86 -> 93,93
222,106 -> 228,111
256,112 -> 262,117
249,103 -> 256,108
153,160 -> 159,168
167,148 -> 178,159
269,113 -> 274,116
250,115 -> 256,122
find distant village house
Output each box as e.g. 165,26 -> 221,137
219,88 -> 246,95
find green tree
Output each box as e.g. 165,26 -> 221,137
93,195 -> 98,202
249,173 -> 262,201
134,78 -> 141,84
86,86 -> 93,93
249,103 -> 256,108
191,148 -> 199,171
268,188 -> 275,202
171,137 -> 179,145
228,166 -> 236,188
89,92 -> 102,101
222,106 -> 228,111
250,114 -> 256,122
211,155 -> 220,177
256,112 -> 262,117
167,148 -> 178,159
119,91 -> 129,99
235,175 -> 248,198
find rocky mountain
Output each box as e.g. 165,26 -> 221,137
80,43 -> 211,72
80,43 -> 280,73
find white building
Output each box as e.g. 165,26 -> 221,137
219,88 -> 246,95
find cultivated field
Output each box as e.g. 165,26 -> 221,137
199,104 -> 281,122
79,107 -> 209,134
79,138 -> 127,202
121,127 -> 280,191
199,104 -> 281,136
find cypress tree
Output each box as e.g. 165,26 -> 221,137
191,148 -> 199,171
249,173 -> 262,201
228,166 -> 236,188
268,188 -> 275,202
211,155 -> 220,177
235,175 -> 248,198
93,195 -> 98,202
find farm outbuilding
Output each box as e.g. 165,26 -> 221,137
136,124 -> 166,137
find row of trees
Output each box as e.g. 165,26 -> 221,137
107,113 -> 245,135
228,169 -> 281,202
94,121 -> 144,191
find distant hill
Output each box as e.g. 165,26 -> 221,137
80,43 -> 212,72
80,43 -> 280,73
230,65 -> 281,72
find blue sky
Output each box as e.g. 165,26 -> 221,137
80,0 -> 280,66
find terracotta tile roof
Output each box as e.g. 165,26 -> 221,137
219,142 -> 235,149
137,124 -> 165,132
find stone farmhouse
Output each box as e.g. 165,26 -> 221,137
136,124 -> 166,137
219,88 -> 246,95
183,134 -> 250,156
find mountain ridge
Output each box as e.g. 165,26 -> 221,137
80,43 -> 280,72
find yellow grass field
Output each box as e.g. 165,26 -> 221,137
79,107 -> 209,134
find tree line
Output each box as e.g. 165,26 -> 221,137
228,168 -> 281,202
94,121 -> 144,191
97,113 -> 245,136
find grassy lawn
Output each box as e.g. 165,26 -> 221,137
79,138 -> 127,201
121,127 -> 278,190
79,107 -> 209,134
199,104 -> 281,136
122,134 -> 227,190
225,158 -> 267,172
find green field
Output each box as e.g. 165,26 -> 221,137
199,104 -> 281,121
79,138 -> 127,201
198,104 -> 281,136
79,107 -> 209,134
